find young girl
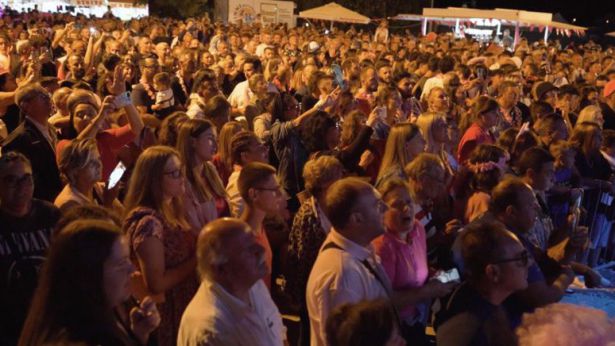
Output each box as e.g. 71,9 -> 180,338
547,140 -> 582,230
463,144 -> 508,223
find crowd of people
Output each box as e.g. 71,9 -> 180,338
2,6 -> 615,346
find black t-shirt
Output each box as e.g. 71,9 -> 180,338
601,102 -> 615,131
0,199 -> 60,345
131,83 -> 155,114
434,282 -> 516,346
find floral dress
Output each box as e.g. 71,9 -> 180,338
123,207 -> 198,346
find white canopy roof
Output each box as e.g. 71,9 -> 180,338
608,32 -> 615,38
418,7 -> 587,32
299,2 -> 370,24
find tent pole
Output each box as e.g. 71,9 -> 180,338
544,26 -> 549,43
513,21 -> 520,49
422,18 -> 428,36
455,18 -> 460,37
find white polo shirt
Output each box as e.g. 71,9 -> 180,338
306,229 -> 391,346
177,279 -> 286,346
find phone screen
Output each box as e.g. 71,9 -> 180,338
435,268 -> 460,283
331,64 -> 346,90
107,161 -> 126,190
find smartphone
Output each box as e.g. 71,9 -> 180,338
114,91 -> 132,108
331,64 -> 347,90
476,67 -> 486,80
107,161 -> 126,190
435,268 -> 460,283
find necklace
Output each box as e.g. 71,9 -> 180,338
140,77 -> 156,100
176,71 -> 190,96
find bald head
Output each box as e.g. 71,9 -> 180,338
197,218 -> 251,280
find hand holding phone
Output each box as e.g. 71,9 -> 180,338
107,161 -> 126,190
434,268 -> 461,283
331,63 -> 347,90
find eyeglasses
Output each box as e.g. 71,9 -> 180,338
491,250 -> 530,267
163,169 -> 182,179
1,174 -> 34,189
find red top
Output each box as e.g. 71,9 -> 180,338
56,125 -> 136,181
457,123 -> 495,164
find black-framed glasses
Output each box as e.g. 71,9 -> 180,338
491,250 -> 530,267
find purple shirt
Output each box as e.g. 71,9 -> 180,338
372,220 -> 429,321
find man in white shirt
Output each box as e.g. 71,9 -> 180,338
420,56 -> 455,100
306,177 -> 392,346
227,59 -> 258,112
255,31 -> 273,58
178,218 -> 286,346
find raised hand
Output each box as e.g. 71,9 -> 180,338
108,65 -> 127,96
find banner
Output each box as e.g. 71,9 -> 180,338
228,0 -> 296,27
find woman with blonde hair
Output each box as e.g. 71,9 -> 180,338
416,111 -> 458,175
576,105 -> 604,128
176,118 -> 229,230
54,138 -> 123,213
212,121 -> 243,185
375,122 -> 425,188
123,146 -> 198,346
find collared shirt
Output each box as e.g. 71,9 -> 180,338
527,191 -> 553,251
177,279 -> 286,346
26,116 -> 56,152
306,229 -> 390,346
310,196 -> 332,235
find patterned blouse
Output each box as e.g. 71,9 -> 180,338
123,207 -> 198,346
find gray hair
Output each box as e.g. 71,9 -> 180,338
58,139 -> 99,185
196,218 -> 251,280
14,83 -> 48,109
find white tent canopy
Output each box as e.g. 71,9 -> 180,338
299,2 -> 370,24
608,32 -> 615,38
420,7 -> 587,33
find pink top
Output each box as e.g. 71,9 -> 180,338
372,220 -> 428,321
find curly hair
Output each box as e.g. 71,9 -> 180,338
517,303 -> 615,346
303,155 -> 344,198
340,110 -> 366,148
300,111 -> 337,154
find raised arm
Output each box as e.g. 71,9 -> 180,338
109,65 -> 144,135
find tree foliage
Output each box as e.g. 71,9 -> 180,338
145,0 -> 211,19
